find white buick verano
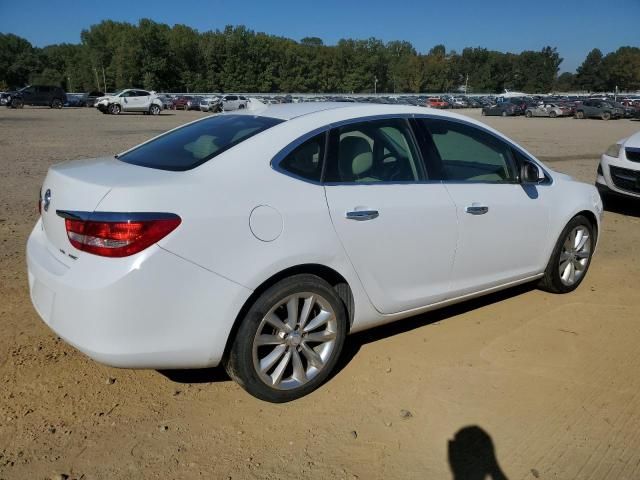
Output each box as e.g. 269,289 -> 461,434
27,103 -> 603,402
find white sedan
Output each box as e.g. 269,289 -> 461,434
27,103 -> 603,402
596,131 -> 640,201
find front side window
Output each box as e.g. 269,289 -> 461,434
417,119 -> 517,183
119,115 -> 283,171
324,118 -> 425,183
278,133 -> 325,182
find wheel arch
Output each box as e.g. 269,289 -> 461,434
222,263 -> 355,362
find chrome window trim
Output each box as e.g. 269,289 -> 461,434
270,112 -> 553,186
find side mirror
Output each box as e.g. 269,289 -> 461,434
521,161 -> 545,184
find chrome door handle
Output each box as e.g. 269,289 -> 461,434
465,204 -> 489,215
346,210 -> 379,221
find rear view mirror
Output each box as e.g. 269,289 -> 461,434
521,161 -> 544,184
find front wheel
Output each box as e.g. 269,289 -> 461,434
575,111 -> 585,119
539,215 -> 595,293
149,104 -> 161,115
501,111 -> 508,117
525,110 -> 533,118
225,274 -> 347,402
108,103 -> 121,115
601,111 -> 611,121
549,110 -> 557,118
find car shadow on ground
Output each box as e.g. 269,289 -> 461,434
160,282 -> 536,386
448,425 -> 509,480
603,194 -> 640,218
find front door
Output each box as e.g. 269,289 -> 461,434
415,117 -> 549,296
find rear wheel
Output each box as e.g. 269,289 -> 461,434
539,215 -> 595,293
10,97 -> 23,109
601,111 -> 611,121
481,109 -> 486,116
225,274 -> 347,402
575,111 -> 585,119
549,110 -> 557,118
525,110 -> 533,118
51,98 -> 63,109
108,103 -> 121,115
501,111 -> 508,117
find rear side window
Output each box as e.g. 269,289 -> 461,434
119,115 -> 283,171
278,133 -> 325,182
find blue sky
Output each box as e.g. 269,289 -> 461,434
1,0 -> 638,72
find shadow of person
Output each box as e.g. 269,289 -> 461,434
448,426 -> 508,480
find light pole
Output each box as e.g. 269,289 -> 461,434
374,76 -> 378,95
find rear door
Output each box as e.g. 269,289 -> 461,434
323,117 -> 458,314
415,117 -> 549,296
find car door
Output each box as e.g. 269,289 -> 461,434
136,90 -> 151,110
323,117 -> 458,314
415,117 -> 549,296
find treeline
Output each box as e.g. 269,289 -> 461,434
1,20 -> 638,93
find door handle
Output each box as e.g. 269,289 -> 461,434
465,204 -> 489,215
346,210 -> 379,221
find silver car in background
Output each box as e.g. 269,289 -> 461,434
525,103 -> 565,118
200,96 -> 222,112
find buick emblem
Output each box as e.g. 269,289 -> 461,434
43,189 -> 51,212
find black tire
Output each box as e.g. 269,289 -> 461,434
149,104 -> 161,116
109,103 -> 121,115
239,104 -> 245,109
10,97 -> 23,109
538,215 -> 595,294
51,98 -> 63,109
501,111 -> 507,117
601,111 -> 611,121
225,274 -> 348,402
481,109 -> 486,116
575,111 -> 585,119
525,110 -> 533,118
549,110 -> 557,118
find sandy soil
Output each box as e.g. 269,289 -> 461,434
1,106 -> 639,480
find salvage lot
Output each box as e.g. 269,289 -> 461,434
1,107 -> 640,479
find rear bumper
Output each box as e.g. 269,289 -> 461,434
26,219 -> 252,369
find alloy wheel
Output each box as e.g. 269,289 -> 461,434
558,226 -> 591,286
252,292 -> 338,390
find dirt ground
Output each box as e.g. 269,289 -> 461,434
1,106 -> 639,480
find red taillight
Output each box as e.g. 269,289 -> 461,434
64,215 -> 181,257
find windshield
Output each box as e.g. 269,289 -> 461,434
111,89 -> 126,97
118,114 -> 284,171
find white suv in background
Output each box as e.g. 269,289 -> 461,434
96,89 -> 164,115
597,131 -> 640,200
221,94 -> 248,111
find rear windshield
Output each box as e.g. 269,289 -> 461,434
118,115 -> 283,171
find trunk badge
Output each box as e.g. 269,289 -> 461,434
43,189 -> 51,212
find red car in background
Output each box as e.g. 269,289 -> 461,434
171,96 -> 193,110
427,97 -> 449,109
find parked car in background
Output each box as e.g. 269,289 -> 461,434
427,97 -> 448,109
525,104 -> 565,118
482,103 -> 517,117
200,97 -> 222,112
27,103 -> 602,402
95,89 -> 164,115
172,96 -> 193,110
575,99 -> 623,120
597,131 -> 640,201
5,85 -> 67,109
155,94 -> 172,110
83,91 -> 104,107
221,94 -> 249,111
185,96 -> 203,111
64,95 -> 85,107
